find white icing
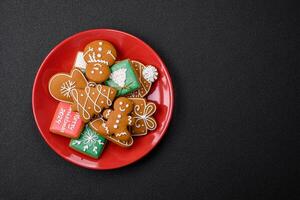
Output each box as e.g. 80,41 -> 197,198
142,65 -> 158,83
105,110 -> 111,118
60,80 -> 75,98
93,146 -> 98,153
114,125 -> 118,129
128,116 -> 132,125
71,85 -> 113,121
90,119 -> 133,147
117,114 -> 121,118
102,123 -> 109,134
115,132 -> 127,137
133,102 -> 157,130
74,52 -> 87,72
107,50 -> 116,60
110,68 -> 127,87
83,145 -> 88,151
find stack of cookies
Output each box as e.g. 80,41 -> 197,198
48,40 -> 158,159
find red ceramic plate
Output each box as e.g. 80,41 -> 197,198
32,29 -> 174,170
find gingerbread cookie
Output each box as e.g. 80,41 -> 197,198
129,98 -> 157,136
127,61 -> 158,98
105,59 -> 141,96
48,69 -> 88,103
85,63 -> 111,83
50,102 -> 84,138
70,83 -> 117,123
89,97 -> 134,148
69,125 -> 106,159
83,40 -> 117,83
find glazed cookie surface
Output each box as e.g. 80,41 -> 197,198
48,69 -> 88,103
85,63 -> 111,83
69,125 -> 106,159
83,40 -> 117,66
70,83 -> 117,123
83,40 -> 116,83
105,59 -> 140,96
89,97 -> 134,147
129,98 -> 157,136
127,60 -> 158,98
50,102 -> 84,138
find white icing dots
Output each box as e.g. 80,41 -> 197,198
101,100 -> 104,104
126,104 -> 129,108
99,71 -> 103,74
143,65 -> 158,83
88,106 -> 91,110
119,101 -> 123,105
97,53 -> 101,58
99,42 -> 103,45
98,47 -> 102,51
91,70 -> 95,74
114,125 -> 118,129
117,114 -> 121,118
92,92 -> 95,95
116,120 -> 120,123
80,94 -> 84,97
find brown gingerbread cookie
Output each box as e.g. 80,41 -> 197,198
127,60 -> 158,98
70,83 -> 117,123
83,40 -> 117,83
129,98 -> 157,136
89,97 -> 134,147
48,69 -> 88,103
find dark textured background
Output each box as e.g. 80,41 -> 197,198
0,0 -> 298,199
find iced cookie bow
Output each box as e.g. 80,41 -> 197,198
129,98 -> 157,136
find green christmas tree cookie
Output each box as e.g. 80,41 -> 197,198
69,125 -> 106,159
105,59 -> 140,96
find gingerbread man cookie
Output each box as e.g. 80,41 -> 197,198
70,83 -> 117,123
89,97 -> 134,147
129,98 -> 157,136
48,69 -> 88,103
83,40 -> 117,83
127,60 -> 158,98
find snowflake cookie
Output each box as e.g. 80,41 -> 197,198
105,59 -> 141,96
69,125 -> 106,159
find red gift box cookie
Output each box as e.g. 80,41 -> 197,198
50,102 -> 84,138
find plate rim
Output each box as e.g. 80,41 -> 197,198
32,28 -> 174,170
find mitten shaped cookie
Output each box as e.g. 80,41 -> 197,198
89,97 -> 134,147
48,69 -> 88,103
83,40 -> 117,83
70,83 -> 117,123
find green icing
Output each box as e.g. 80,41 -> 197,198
69,125 -> 106,159
105,59 -> 140,96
